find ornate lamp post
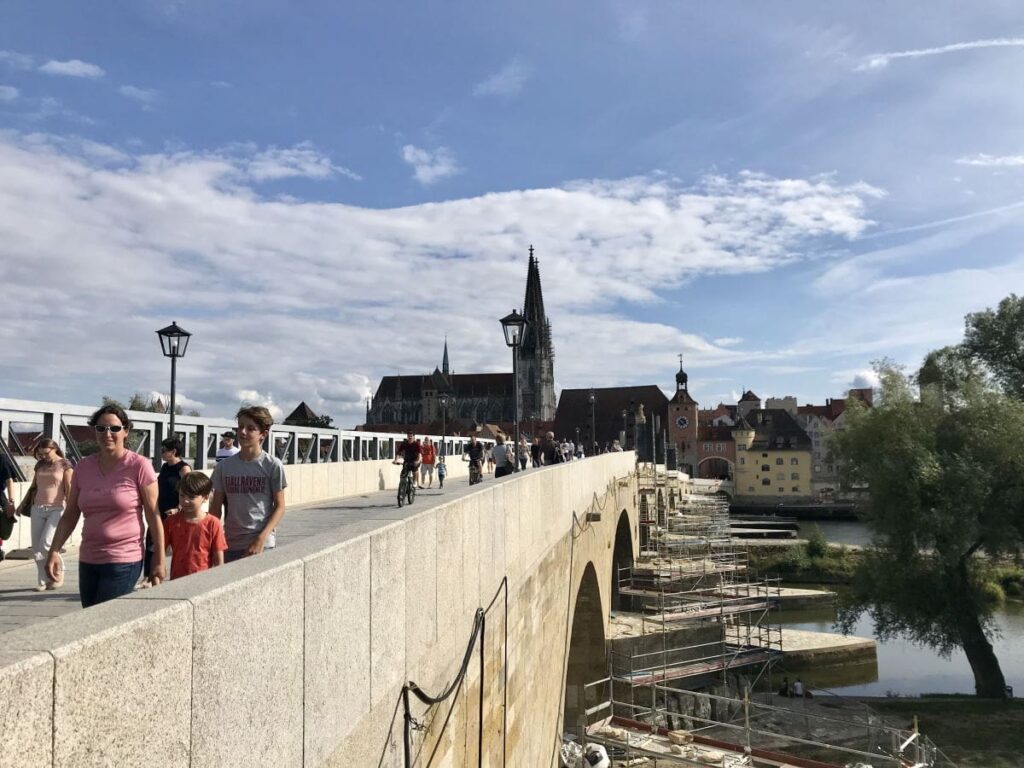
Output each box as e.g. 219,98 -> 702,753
156,321 -> 192,440
500,309 -> 528,473
621,408 -> 629,449
575,426 -> 581,456
438,393 -> 451,457
588,388 -> 596,455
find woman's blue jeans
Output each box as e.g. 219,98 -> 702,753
79,560 -> 143,608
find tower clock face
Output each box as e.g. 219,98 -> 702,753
676,415 -> 690,429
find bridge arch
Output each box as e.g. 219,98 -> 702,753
563,561 -> 606,738
611,510 -> 634,611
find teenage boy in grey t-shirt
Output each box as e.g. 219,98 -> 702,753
210,406 -> 288,562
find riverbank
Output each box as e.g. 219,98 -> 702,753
863,696 -> 1024,768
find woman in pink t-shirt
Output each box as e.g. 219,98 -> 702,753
47,404 -> 166,607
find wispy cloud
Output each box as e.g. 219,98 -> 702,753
472,59 -> 530,98
713,337 -> 743,347
0,50 -> 34,70
401,144 -> 461,184
242,142 -> 361,182
0,85 -> 18,102
956,153 -> 1024,168
210,80 -> 233,89
856,37 -> 1024,71
118,85 -> 159,109
39,58 -> 105,78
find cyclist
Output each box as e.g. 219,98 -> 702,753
395,432 -> 422,490
463,435 -> 486,484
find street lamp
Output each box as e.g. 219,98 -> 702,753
500,309 -> 528,473
621,408 -> 629,449
575,426 -> 581,456
156,321 -> 192,440
439,393 -> 451,457
588,388 -> 596,455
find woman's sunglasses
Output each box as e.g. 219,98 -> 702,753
94,425 -> 125,434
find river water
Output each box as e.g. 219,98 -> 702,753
781,521 -> 1024,697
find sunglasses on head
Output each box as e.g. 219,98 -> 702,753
94,425 -> 125,434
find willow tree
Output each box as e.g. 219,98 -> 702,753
832,357 -> 1024,698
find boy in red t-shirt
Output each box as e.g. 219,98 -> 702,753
163,471 -> 227,580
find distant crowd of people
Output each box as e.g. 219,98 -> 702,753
0,413 -> 626,608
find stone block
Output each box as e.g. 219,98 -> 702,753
404,511 -> 437,668
0,650 -> 53,768
300,528 -> 373,766
6,599 -> 192,768
129,551 -> 305,768
370,522 -> 406,703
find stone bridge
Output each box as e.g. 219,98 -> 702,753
1,452 -> 638,767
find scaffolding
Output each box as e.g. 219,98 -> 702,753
577,678 -> 959,767
613,467 -> 782,732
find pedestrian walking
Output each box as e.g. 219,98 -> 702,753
26,440 -> 73,591
419,437 -> 437,488
163,472 -> 227,580
47,403 -> 165,607
147,437 -> 191,580
493,435 -> 512,478
210,406 -> 288,562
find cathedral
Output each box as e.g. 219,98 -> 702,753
363,249 -> 556,429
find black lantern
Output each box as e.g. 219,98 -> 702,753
156,321 -> 191,440
499,309 -> 529,472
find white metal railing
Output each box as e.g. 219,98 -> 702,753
0,397 -> 492,475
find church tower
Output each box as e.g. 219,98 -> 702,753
668,356 -> 699,475
518,246 -> 556,421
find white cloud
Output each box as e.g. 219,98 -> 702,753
234,390 -> 284,421
118,85 -> 159,108
473,59 -> 530,98
38,59 -> 106,78
244,142 -> 361,182
955,153 -> 1024,168
856,38 -> 1024,71
0,85 -> 18,102
0,50 -> 34,70
210,80 -> 232,89
148,391 -> 206,412
0,132 -> 880,421
849,370 -> 881,390
401,144 -> 460,185
712,337 -> 743,347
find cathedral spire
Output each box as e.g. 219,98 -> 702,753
522,245 -> 549,352
442,336 -> 450,376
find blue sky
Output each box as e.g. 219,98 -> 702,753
2,1 -> 1024,425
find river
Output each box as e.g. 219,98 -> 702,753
782,521 -> 1024,697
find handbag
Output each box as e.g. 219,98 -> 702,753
16,483 -> 36,518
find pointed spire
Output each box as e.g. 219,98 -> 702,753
522,245 -> 548,352
442,336 -> 450,376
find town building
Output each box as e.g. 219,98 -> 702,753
553,385 -> 669,451
362,249 -> 557,432
732,409 -> 813,499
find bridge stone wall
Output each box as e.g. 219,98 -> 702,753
0,453 -> 637,767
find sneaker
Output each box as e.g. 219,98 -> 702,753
35,584 -> 48,592
0,548 -> 5,562
46,580 -> 61,590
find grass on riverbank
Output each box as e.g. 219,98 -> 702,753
748,542 -> 862,584
867,697 -> 1024,767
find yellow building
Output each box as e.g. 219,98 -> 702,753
732,409 -> 813,500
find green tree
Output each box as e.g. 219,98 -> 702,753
832,359 -> 1024,698
963,293 -> 1024,398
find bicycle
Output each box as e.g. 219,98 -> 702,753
395,462 -> 417,507
467,458 -> 483,486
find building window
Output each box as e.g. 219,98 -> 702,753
748,486 -> 755,492
703,443 -> 711,451
762,479 -> 771,486
739,457 -> 745,465
762,453 -> 768,458
790,457 -> 799,465
776,472 -> 785,480
775,458 -> 783,466
827,465 -> 834,472
814,464 -> 821,472
737,444 -> 746,451
777,487 -> 785,493
761,464 -> 770,472
792,486 -> 799,492
791,472 -> 799,480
